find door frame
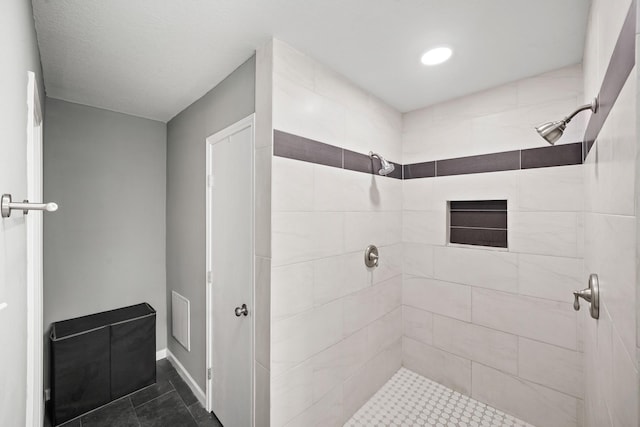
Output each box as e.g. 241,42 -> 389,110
25,71 -> 44,427
205,114 -> 255,422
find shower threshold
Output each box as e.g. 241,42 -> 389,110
344,368 -> 534,427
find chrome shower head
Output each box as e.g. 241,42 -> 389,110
535,120 -> 567,145
369,152 -> 395,176
535,98 -> 598,145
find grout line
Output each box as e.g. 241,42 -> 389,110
403,304 -> 580,353
127,398 -> 142,427
133,389 -> 175,409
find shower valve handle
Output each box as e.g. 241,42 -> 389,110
364,245 -> 379,268
572,274 -> 600,319
573,289 -> 591,311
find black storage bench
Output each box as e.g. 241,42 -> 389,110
50,303 -> 156,425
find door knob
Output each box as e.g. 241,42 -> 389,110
234,304 -> 248,317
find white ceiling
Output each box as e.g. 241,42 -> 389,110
32,0 -> 591,122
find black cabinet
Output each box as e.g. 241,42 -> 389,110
50,303 -> 156,425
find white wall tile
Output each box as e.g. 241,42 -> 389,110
311,335 -> 353,402
271,359 -> 313,427
273,76 -> 346,149
402,337 -> 471,394
343,276 -> 401,336
434,246 -> 518,293
403,243 -> 434,278
510,211 -> 580,257
272,261 -> 314,320
342,170 -> 403,212
345,109 -> 402,161
433,315 -> 518,375
272,156 -> 314,212
314,65 -> 370,117
342,340 -> 402,421
518,253 -> 583,302
402,121 -> 473,163
518,338 -> 584,398
472,363 -> 579,427
431,171 -> 519,210
402,211 -> 446,246
431,83 -> 518,123
583,69 -> 636,217
339,327 -> 371,382
312,164 -> 348,212
517,165 -> 583,212
255,256 -> 271,368
284,384 -> 343,427
402,305 -> 433,345
344,211 -> 401,253
371,243 -> 403,285
402,178 -> 435,211
272,212 -> 344,266
472,288 -> 577,350
271,299 -> 343,376
471,96 -> 585,152
584,212 -> 636,360
313,252 -> 369,307
611,330 -> 639,427
516,64 -> 583,107
367,308 -> 402,356
402,276 -> 471,321
255,362 -> 270,427
255,146 -> 272,258
272,39 -> 315,91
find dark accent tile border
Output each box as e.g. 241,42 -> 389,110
403,161 -> 435,180
436,151 -> 520,177
274,130 -> 401,179
274,130 -> 583,181
521,143 -> 583,169
583,0 -> 636,159
273,130 -> 342,169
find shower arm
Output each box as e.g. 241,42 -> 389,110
563,98 -> 598,124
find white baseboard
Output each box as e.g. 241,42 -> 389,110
156,348 -> 167,361
166,349 -> 206,407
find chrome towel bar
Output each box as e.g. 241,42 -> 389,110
1,193 -> 58,218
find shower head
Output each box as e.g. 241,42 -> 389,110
535,98 -> 598,145
369,152 -> 395,176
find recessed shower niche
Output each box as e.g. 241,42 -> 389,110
448,200 -> 508,248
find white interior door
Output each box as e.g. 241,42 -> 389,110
25,71 -> 44,427
206,116 -> 254,427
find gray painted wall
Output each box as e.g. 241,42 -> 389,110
0,1 -> 44,425
43,99 -> 167,359
166,56 -> 256,389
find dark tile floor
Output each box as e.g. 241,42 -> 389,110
45,358 -> 223,427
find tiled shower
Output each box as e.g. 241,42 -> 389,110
258,0 -> 640,424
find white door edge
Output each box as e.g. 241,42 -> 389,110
204,113 -> 256,422
25,70 -> 44,427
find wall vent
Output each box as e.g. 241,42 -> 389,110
449,200 -> 507,248
171,291 -> 191,351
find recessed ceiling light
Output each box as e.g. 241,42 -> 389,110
421,47 -> 452,66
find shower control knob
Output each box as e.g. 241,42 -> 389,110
572,274 -> 599,319
235,304 -> 248,317
364,245 -> 379,268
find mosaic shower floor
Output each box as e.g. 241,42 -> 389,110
344,368 -> 534,427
